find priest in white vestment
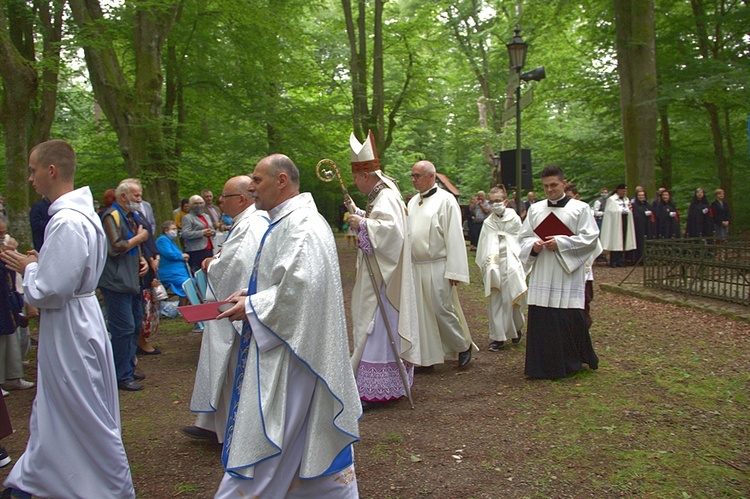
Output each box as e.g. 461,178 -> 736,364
407,161 -> 476,370
600,183 -> 636,268
346,132 -> 419,410
183,176 -> 269,441
1,140 -> 134,498
518,165 -> 601,379
475,186 -> 527,351
215,154 -> 360,498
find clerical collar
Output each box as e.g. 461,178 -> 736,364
419,186 -> 438,205
547,195 -> 570,208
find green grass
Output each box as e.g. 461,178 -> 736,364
518,298 -> 750,498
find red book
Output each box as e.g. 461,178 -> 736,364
178,301 -> 234,323
534,212 -> 574,240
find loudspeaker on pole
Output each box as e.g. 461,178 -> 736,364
499,149 -> 533,190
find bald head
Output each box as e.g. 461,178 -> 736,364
250,154 -> 300,211
221,175 -> 255,218
411,160 -> 437,193
413,161 -> 436,175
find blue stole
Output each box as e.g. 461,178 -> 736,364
222,220 -> 279,477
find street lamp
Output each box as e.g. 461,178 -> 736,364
506,26 -> 544,213
506,27 -> 528,71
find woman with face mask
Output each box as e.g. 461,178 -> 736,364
155,221 -> 192,306
181,195 -> 216,273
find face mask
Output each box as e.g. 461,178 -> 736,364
601,193 -> 608,199
191,205 -> 204,216
129,201 -> 143,213
490,202 -> 505,216
167,230 -> 178,240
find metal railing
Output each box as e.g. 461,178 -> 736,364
643,237 -> 750,306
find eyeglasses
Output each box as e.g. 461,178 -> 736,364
219,193 -> 241,199
411,173 -> 426,180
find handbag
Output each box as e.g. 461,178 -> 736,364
151,277 -> 169,302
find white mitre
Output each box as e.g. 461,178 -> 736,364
350,131 -> 399,193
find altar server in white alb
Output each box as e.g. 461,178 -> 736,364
0,140 -> 134,498
346,131 -> 419,410
600,183 -> 635,268
407,160 -> 476,370
182,175 -> 269,442
518,165 -> 601,379
475,186 -> 527,352
215,154 -> 360,498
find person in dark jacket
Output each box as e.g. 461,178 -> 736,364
631,190 -> 656,264
653,189 -> 680,239
685,188 -> 714,239
29,198 -> 52,251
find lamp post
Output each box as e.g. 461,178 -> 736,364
505,28 -> 546,212
507,27 -> 527,213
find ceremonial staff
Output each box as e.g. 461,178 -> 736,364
316,159 -> 414,409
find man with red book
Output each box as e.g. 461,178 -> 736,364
517,165 -> 601,379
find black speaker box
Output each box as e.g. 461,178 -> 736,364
499,149 -> 533,190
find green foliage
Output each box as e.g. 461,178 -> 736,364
4,0 -> 747,230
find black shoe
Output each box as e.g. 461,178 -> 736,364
488,341 -> 504,352
118,380 -> 143,391
458,347 -> 472,368
414,365 -> 434,374
133,372 -> 146,381
136,347 -> 161,356
181,426 -> 218,440
0,447 -> 10,467
512,331 -> 523,344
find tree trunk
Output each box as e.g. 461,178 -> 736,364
342,0 -> 410,168
658,106 -> 672,190
0,0 -> 62,250
69,0 -> 178,224
689,0 -> 734,214
614,0 -> 658,198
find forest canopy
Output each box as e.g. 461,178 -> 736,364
1,0 -> 748,242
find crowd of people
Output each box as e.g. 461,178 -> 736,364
0,136 -> 729,497
588,185 -> 731,267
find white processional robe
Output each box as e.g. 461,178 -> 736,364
190,204 -> 268,440
407,187 -> 476,366
350,185 -> 419,400
600,193 -> 636,251
518,198 -> 601,310
217,193 -> 360,498
4,187 -> 134,499
475,210 -> 528,342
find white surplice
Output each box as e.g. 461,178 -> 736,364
350,184 -> 418,401
475,209 -> 527,342
216,193 -> 360,497
407,187 -> 475,366
600,193 -> 636,251
518,197 -> 601,309
190,204 -> 268,440
4,187 -> 134,498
